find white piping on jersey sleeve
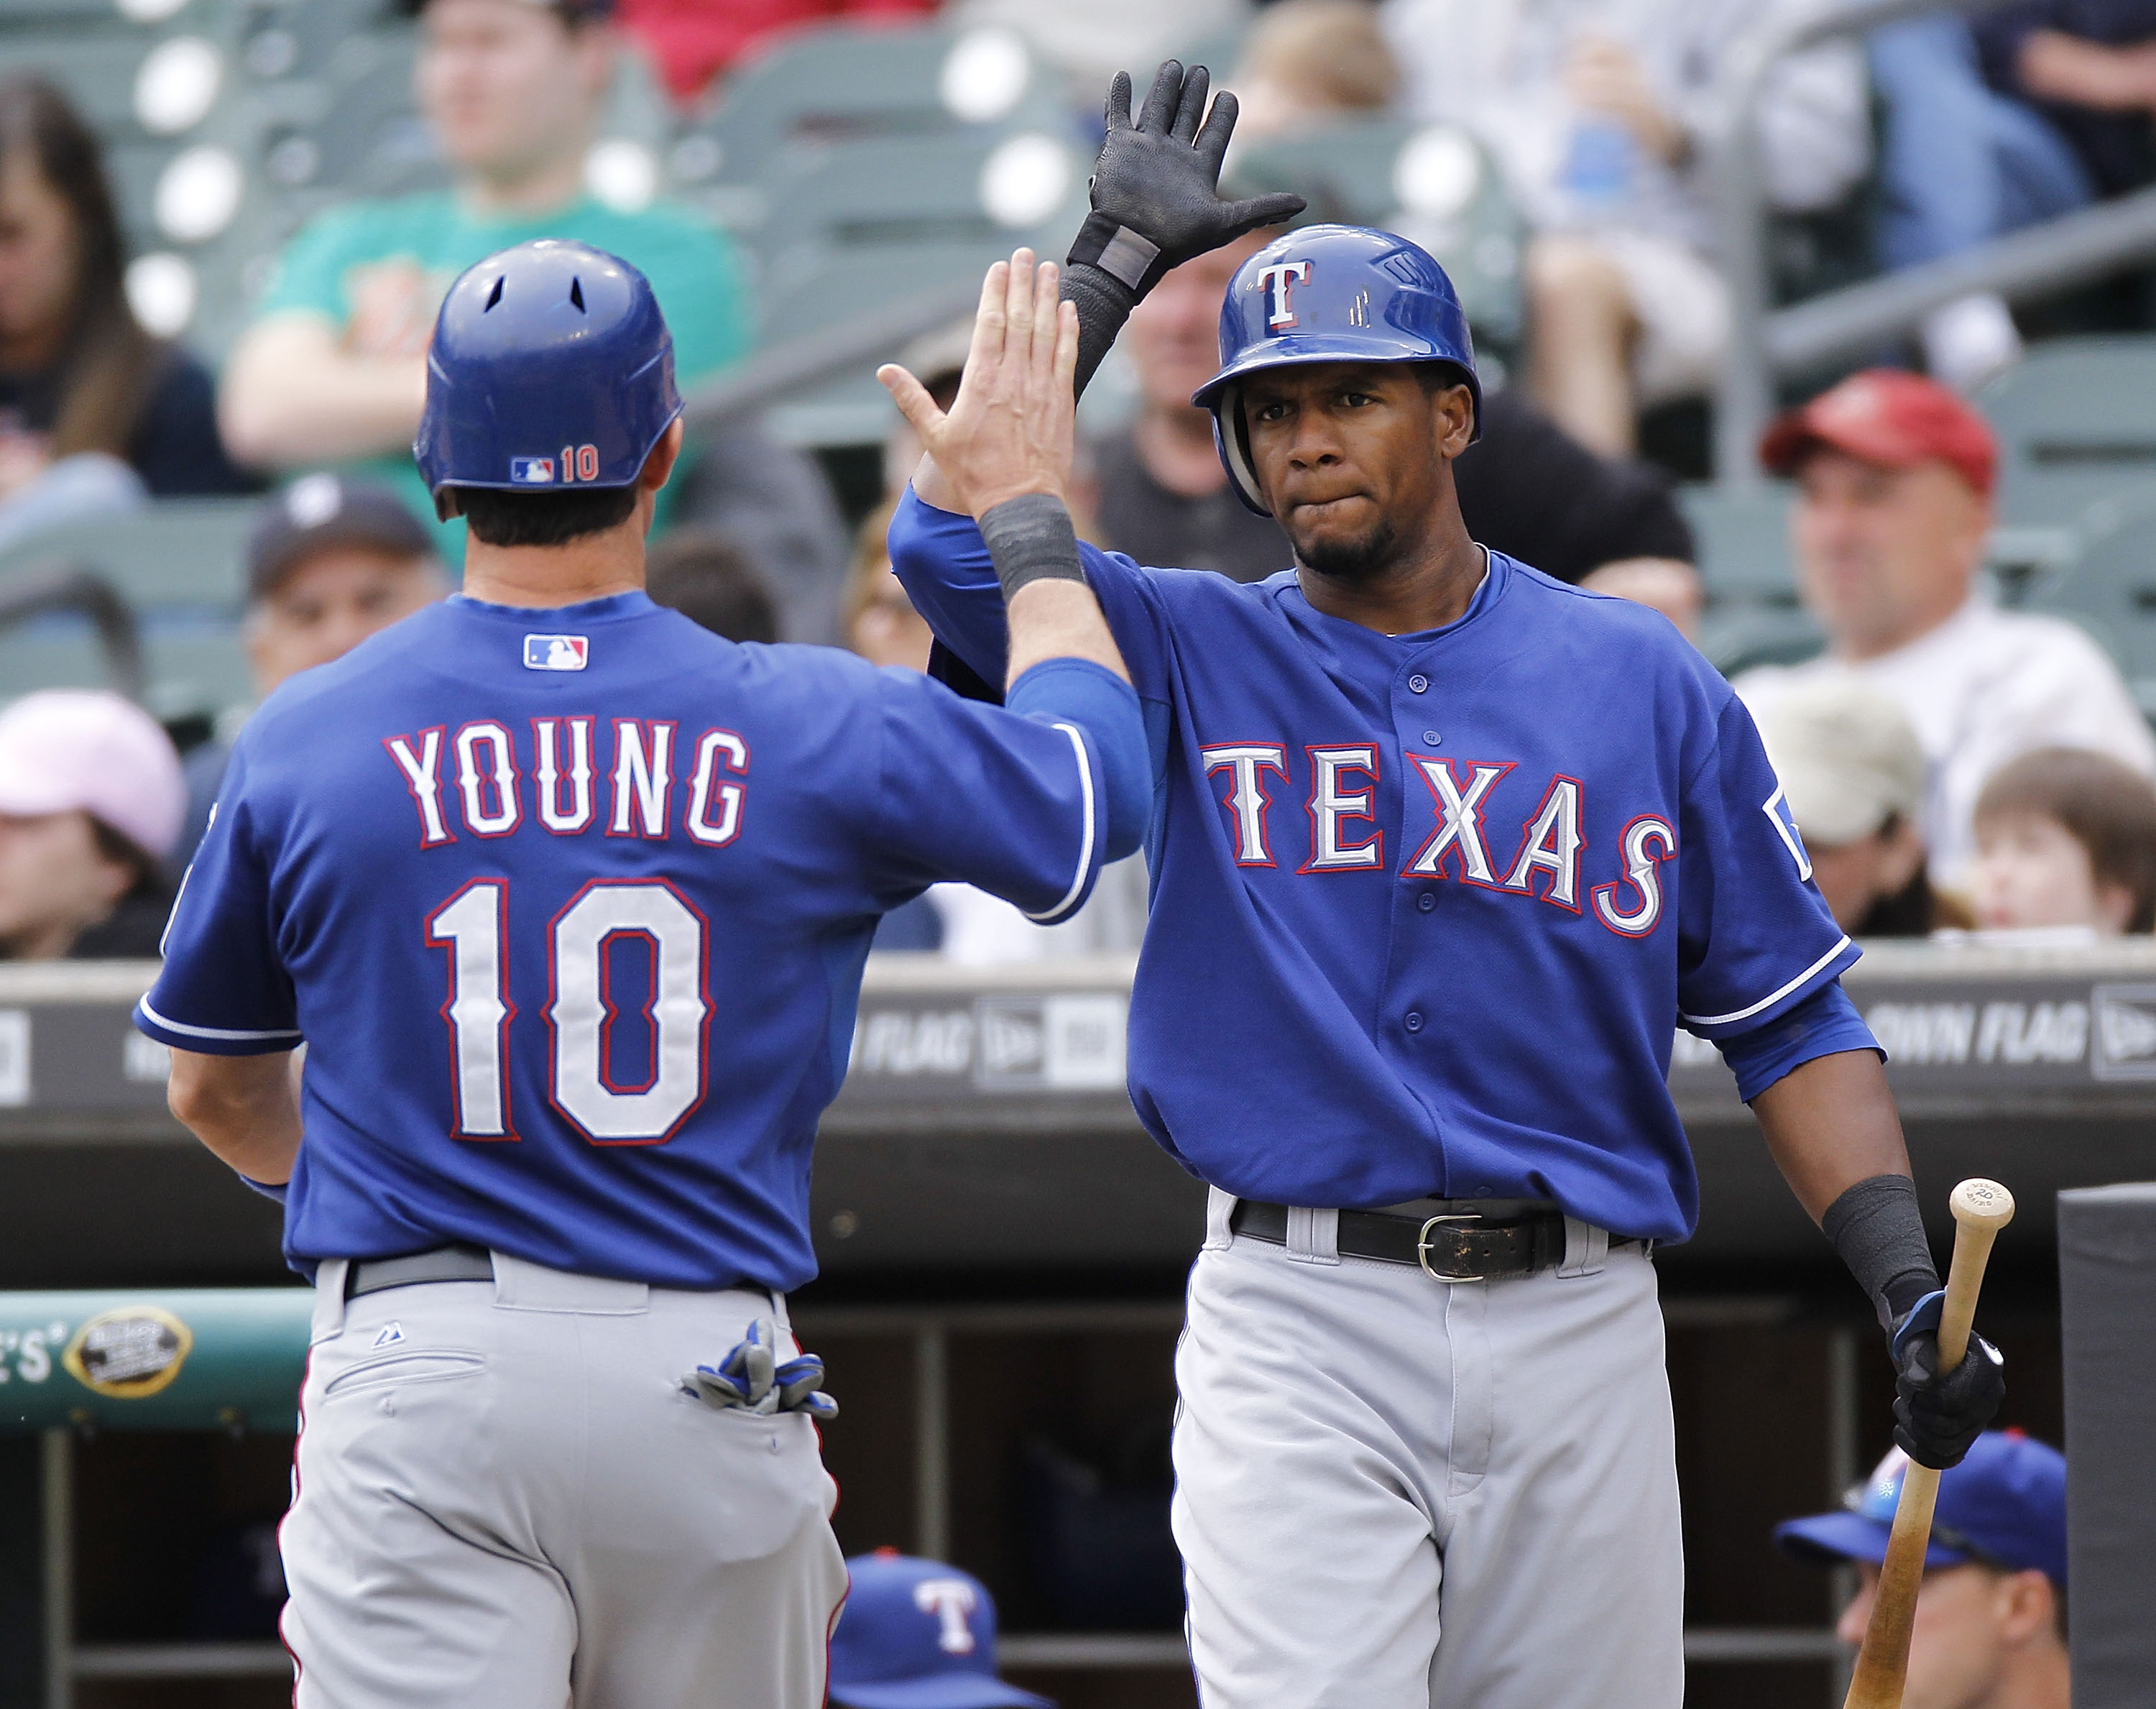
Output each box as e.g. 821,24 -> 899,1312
1023,721 -> 1100,923
1678,935 -> 1854,1030
137,998 -> 303,1044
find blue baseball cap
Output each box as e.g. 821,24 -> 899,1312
1774,1430 -> 2067,1588
829,1552 -> 1054,1709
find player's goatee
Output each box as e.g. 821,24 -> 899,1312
1296,517 -> 1402,582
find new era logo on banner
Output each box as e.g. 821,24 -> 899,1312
509,456 -> 556,484
524,635 -> 589,671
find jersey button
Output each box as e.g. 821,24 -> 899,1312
1408,673 -> 1429,694
1404,1010 -> 1424,1033
1422,729 -> 1441,747
1416,892 -> 1437,913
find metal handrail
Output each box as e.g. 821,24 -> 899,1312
1711,0 -> 2004,486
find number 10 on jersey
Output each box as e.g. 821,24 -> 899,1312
425,877 -> 711,1145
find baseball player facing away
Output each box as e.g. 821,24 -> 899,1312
135,239 -> 1146,1709
886,65 -> 2009,1708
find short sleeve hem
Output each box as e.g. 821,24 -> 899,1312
1679,934 -> 1858,1040
135,999 -> 302,1057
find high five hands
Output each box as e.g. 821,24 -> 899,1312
877,249 -> 1079,522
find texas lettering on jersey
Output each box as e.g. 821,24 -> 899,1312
1200,742 -> 1677,936
382,717 -> 750,848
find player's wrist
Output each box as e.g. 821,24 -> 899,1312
978,492 -> 1084,604
967,477 -> 1067,517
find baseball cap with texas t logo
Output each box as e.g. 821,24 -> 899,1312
828,1550 -> 1053,1709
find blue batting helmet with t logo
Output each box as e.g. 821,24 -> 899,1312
413,239 -> 683,520
1192,224 -> 1480,517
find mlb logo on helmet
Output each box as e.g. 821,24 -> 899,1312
523,635 -> 589,671
509,456 -> 556,484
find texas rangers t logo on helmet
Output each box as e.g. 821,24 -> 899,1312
1258,260 -> 1314,329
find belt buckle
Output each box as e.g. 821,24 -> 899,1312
1416,1215 -> 1487,1282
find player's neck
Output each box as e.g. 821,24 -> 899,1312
1982,1636 -> 2070,1709
462,532 -> 645,609
1294,500 -> 1484,637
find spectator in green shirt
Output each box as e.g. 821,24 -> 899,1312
217,0 -> 750,560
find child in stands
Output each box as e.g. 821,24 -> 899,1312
1969,747 -> 2156,936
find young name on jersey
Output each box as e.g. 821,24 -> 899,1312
384,717 -> 748,848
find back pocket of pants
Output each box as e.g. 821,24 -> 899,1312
323,1350 -> 484,1397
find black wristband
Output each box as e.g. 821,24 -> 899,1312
1823,1174 -> 1941,1333
1068,210 -> 1165,294
979,493 -> 1084,604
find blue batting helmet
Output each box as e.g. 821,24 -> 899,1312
413,239 -> 683,520
1192,224 -> 1480,516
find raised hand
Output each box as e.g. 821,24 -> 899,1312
877,248 -> 1079,521
1072,60 -> 1308,296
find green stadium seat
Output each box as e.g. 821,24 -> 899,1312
1223,119 -> 1524,348
0,0 -> 152,24
0,32 -> 164,135
669,22 -> 1074,208
1675,482 -> 1824,677
1679,482 -> 1798,604
745,126 -> 1090,444
230,0 -> 392,88
0,501 -> 257,717
0,499 -> 252,609
1976,336 -> 2156,526
2017,498 -> 2156,717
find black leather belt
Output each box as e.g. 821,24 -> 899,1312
1231,1200 -> 1572,1281
344,1244 -> 494,1299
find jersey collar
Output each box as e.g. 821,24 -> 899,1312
448,589 -> 660,624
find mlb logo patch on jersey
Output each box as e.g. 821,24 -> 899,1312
524,634 -> 589,671
509,456 -> 556,484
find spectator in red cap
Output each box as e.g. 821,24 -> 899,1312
0,690 -> 184,959
1736,367 -> 2156,892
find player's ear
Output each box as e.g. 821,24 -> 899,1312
1433,382 -> 1475,461
641,420 -> 686,494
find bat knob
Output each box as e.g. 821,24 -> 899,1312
1950,1178 -> 2016,1232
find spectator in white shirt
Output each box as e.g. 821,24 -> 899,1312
1381,0 -> 1870,456
1736,368 -> 2156,890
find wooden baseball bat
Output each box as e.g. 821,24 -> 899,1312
1841,1177 -> 2016,1709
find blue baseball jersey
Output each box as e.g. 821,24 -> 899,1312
891,489 -> 1864,1242
137,590 -> 1121,1291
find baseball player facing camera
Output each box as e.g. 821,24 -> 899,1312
138,238 -> 1146,1708
893,65 -> 2006,1707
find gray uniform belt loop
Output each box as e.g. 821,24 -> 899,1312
344,1244 -> 495,1299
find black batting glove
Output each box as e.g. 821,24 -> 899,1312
1061,61 -> 1306,397
1890,1291 -> 2005,1469
1069,61 -> 1307,297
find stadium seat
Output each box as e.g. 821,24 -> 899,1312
747,129 -> 1091,443
667,21 -> 1076,214
0,501 -> 257,718
1676,482 -> 1825,676
1978,335 -> 2156,526
1222,119 -> 1524,348
2016,497 -> 2156,717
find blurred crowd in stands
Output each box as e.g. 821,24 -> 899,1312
8,0 -> 2156,969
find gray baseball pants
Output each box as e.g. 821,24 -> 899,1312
1171,1190 -> 1685,1708
282,1253 -> 846,1709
